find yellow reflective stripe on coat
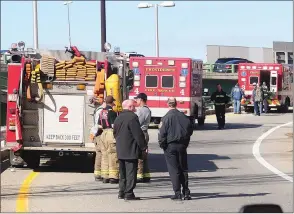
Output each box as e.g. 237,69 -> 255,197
216,95 -> 224,97
215,103 -> 225,105
101,170 -> 109,176
94,170 -> 101,176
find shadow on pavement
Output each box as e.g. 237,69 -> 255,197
148,153 -> 230,173
34,156 -> 95,173
2,173 -> 280,199
197,123 -> 262,131
32,153 -> 229,174
140,192 -> 270,200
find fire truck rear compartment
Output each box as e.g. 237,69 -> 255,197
14,82 -> 97,168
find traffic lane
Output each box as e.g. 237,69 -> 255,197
1,167 -> 35,213
1,113 -> 292,212
26,113 -> 291,212
259,124 -> 293,176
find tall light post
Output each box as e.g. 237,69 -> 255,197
138,1 -> 175,57
32,0 -> 39,49
64,1 -> 73,46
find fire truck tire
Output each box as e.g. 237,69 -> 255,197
9,150 -> 25,167
22,151 -> 40,170
197,118 -> 205,126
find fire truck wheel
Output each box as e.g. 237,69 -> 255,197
197,118 -> 205,126
23,151 -> 40,170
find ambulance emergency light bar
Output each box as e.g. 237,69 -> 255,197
132,60 -> 187,68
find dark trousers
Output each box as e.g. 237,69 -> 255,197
215,105 -> 226,128
118,159 -> 138,197
164,143 -> 190,196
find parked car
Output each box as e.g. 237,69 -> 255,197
213,57 -> 252,73
220,59 -> 254,73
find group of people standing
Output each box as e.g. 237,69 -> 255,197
90,93 -> 193,201
230,81 -> 269,116
210,81 -> 270,129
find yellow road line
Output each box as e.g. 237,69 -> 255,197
16,171 -> 39,212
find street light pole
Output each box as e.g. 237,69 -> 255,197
64,1 -> 73,46
101,0 -> 106,52
32,0 -> 39,49
138,1 -> 175,57
155,4 -> 159,57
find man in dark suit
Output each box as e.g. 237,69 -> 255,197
113,99 -> 147,201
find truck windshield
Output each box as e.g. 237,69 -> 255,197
161,76 -> 174,88
250,76 -> 259,85
146,76 -> 157,87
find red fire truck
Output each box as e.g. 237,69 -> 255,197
5,45 -> 131,169
238,63 -> 292,113
128,57 -> 206,126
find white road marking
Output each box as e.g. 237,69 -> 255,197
253,121 -> 293,182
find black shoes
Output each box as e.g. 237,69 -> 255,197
109,178 -> 119,184
184,195 -> 192,200
171,194 -> 182,201
118,192 -> 124,199
137,178 -> 151,183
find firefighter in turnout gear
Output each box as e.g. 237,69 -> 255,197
90,99 -> 106,181
134,93 -> 151,183
98,95 -> 119,184
210,84 -> 229,129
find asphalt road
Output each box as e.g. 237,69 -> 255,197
1,112 -> 293,212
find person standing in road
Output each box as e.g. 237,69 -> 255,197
252,83 -> 262,116
90,99 -> 106,181
231,83 -> 244,114
113,99 -> 147,201
211,84 -> 230,129
158,97 -> 193,201
98,95 -> 119,184
134,93 -> 151,183
261,82 -> 269,113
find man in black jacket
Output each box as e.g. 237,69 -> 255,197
158,97 -> 193,201
210,84 -> 229,129
113,99 -> 147,201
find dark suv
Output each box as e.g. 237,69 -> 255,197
213,57 -> 252,73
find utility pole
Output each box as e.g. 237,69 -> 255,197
32,0 -> 39,49
100,0 -> 106,52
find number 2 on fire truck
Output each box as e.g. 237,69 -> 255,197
134,88 -> 139,95
180,89 -> 185,96
59,106 -> 69,122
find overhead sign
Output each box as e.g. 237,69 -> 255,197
145,68 -> 175,72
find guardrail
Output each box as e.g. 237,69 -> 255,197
203,63 -> 237,73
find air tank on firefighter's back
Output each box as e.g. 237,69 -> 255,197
105,74 -> 123,113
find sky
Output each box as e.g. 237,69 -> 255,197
1,1 -> 292,60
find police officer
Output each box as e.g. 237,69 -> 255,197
134,93 -> 151,183
158,97 -> 193,201
210,84 -> 229,129
98,95 -> 119,184
90,99 -> 106,181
